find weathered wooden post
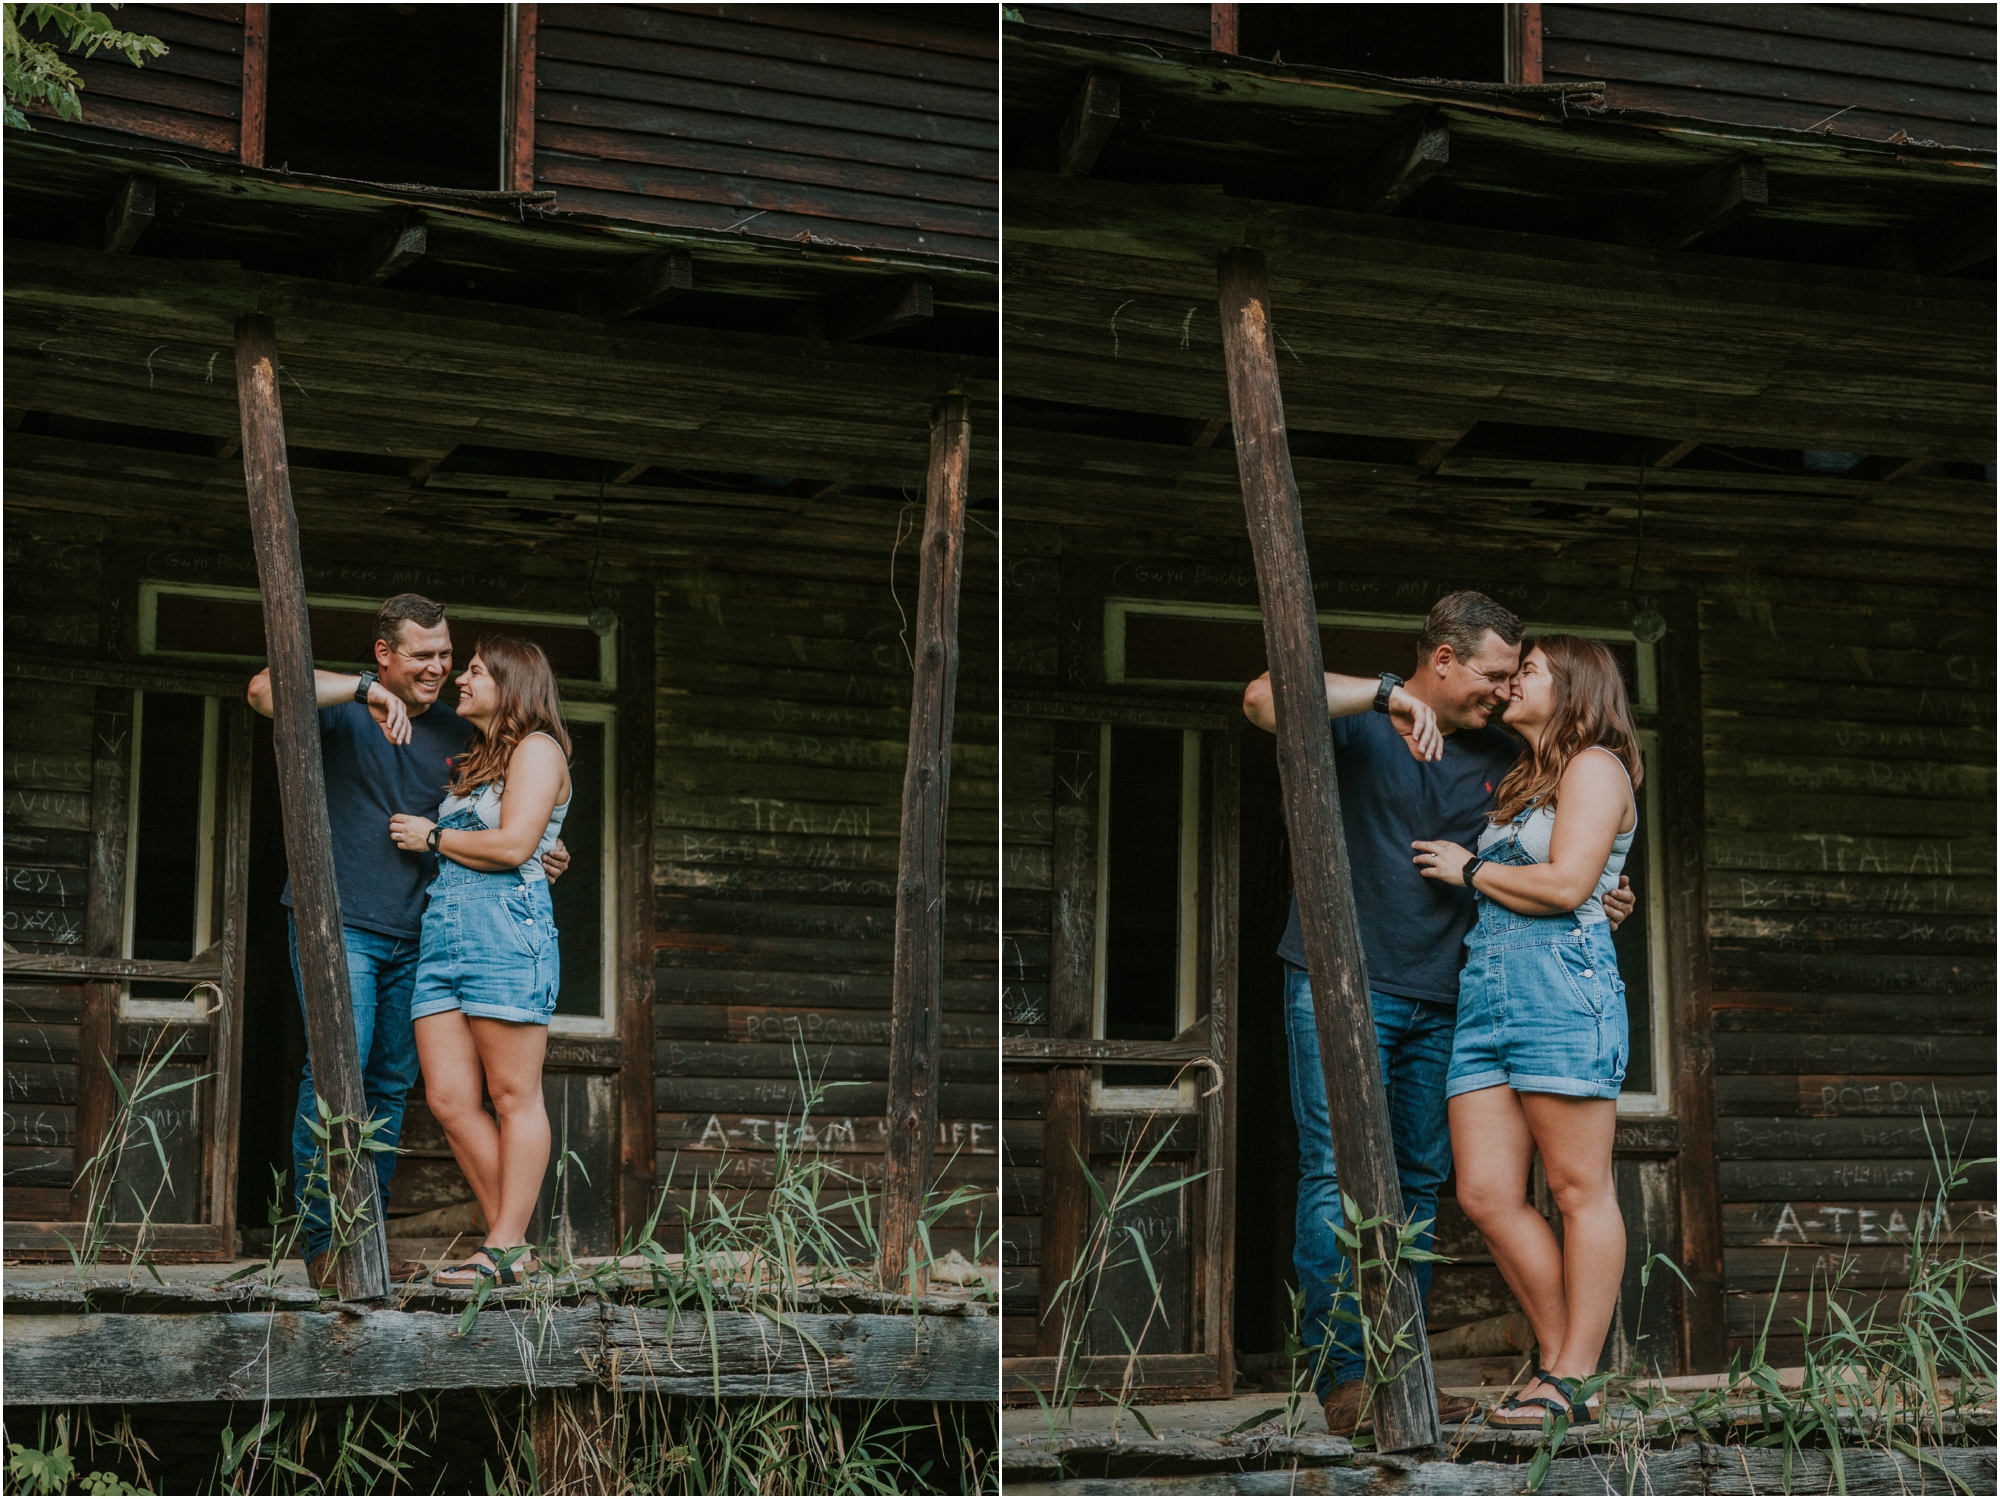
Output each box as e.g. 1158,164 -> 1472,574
234,313 -> 390,1301
879,393 -> 971,1292
1215,249 -> 1439,1450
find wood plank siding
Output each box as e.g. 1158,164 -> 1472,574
1701,574 -> 1997,1364
649,557 -> 1000,1261
1543,4 -> 1997,151
1013,4 -> 1212,51
531,4 -> 998,259
20,4 -> 249,157
2,513 -> 101,1214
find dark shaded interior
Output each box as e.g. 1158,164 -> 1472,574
264,4 -> 506,189
1103,725 -> 1183,1058
1239,3 -> 1506,82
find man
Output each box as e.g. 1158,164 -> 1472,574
249,593 -> 566,1287
1243,591 -> 1633,1434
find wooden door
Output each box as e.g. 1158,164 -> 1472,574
4,678 -> 252,1261
1002,701 -> 1240,1399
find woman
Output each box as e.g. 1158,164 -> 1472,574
389,636 -> 571,1287
1411,635 -> 1640,1428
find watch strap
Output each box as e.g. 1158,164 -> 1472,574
1373,672 -> 1403,714
1464,856 -> 1485,890
426,826 -> 442,854
355,670 -> 378,706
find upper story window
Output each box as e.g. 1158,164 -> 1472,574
1238,4 -> 1507,82
264,3 -> 507,188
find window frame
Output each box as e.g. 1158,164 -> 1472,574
135,580 -> 618,690
1091,723 -> 1202,1113
1101,598 -> 1672,1117
1104,598 -> 1659,715
120,689 -> 223,1022
549,699 -> 620,1038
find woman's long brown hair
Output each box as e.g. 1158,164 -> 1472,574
1490,634 -> 1643,825
448,635 -> 571,796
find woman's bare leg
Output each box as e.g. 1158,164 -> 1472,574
1449,1085 -> 1568,1360
414,1011 -> 502,1232
1523,1093 -> 1623,1394
468,1017 -> 550,1250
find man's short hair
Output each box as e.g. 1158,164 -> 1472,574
1417,591 -> 1523,667
375,594 -> 447,651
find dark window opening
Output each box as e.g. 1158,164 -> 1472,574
1103,726 -> 1184,1085
549,718 -> 605,1020
264,4 -> 507,189
129,692 -> 213,997
1240,4 -> 1505,82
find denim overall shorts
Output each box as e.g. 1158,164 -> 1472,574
409,804 -> 561,1026
1445,807 -> 1628,1101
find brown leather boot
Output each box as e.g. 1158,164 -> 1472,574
1323,1378 -> 1480,1435
1322,1378 -> 1370,1436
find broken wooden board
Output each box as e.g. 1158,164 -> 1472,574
3,1302 -> 997,1404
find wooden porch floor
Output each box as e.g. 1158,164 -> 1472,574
1001,1385 -> 1998,1494
2,1256 -> 998,1407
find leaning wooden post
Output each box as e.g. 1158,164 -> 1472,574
1215,250 -> 1439,1450
879,393 -> 971,1293
234,313 -> 390,1302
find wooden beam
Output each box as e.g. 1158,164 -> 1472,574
1057,70 -> 1120,178
1510,3 -> 1544,84
1919,216 -> 1994,276
1413,433 -> 1461,475
599,250 -> 693,320
1192,417 -> 1229,448
1852,454 -> 1936,482
349,216 -> 427,287
1649,158 -> 1768,251
233,313 -> 390,1302
1001,1037 -> 1209,1065
5,953 -> 226,983
1215,247 -> 1438,1451
614,586 -> 658,1244
827,276 -> 933,343
507,4 -> 538,194
1652,438 -> 1700,468
1209,3 -> 1238,54
879,394 -> 970,1293
239,5 -> 268,168
1,1306 -> 998,1404
404,449 -> 451,482
610,461 -> 651,485
1349,114 -> 1449,215
102,177 -> 154,253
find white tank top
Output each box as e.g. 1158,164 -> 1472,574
1476,746 -> 1636,924
436,730 -> 571,883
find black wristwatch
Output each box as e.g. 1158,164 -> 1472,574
1463,856 -> 1486,891
426,826 -> 442,854
355,670 -> 379,706
1373,672 -> 1404,714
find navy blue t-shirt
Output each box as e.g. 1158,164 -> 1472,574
281,700 -> 475,940
1277,711 -> 1521,1005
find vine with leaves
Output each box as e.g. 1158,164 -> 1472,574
4,3 -> 165,130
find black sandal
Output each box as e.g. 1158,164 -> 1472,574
433,1244 -> 539,1289
1489,1369 -> 1595,1429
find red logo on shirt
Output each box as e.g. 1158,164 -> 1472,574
1484,781 -> 1492,793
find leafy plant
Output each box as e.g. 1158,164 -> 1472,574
3,4 -> 164,129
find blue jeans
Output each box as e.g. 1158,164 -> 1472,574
288,916 -> 421,1260
1284,966 -> 1456,1396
